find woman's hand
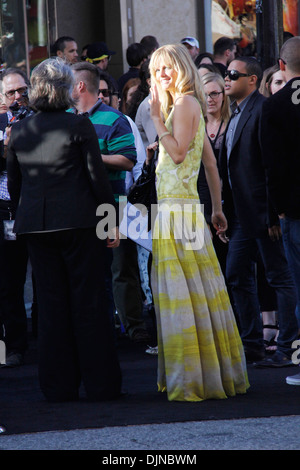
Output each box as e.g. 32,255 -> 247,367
146,141 -> 158,165
149,84 -> 162,122
107,226 -> 120,248
211,210 -> 229,243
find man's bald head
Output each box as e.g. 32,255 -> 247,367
280,36 -> 300,75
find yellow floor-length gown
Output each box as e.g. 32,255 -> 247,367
151,104 -> 250,402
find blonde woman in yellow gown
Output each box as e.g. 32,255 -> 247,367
147,44 -> 249,402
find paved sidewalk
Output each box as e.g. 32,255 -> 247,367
1,266 -> 298,452
0,415 -> 299,450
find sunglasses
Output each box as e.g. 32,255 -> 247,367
225,70 -> 252,81
5,86 -> 28,99
205,91 -> 224,100
98,89 -> 111,97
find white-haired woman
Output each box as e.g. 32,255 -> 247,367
147,44 -> 249,402
7,58 -> 122,403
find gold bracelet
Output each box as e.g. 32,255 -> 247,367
159,131 -> 170,142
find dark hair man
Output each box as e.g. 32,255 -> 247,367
219,56 -> 299,367
117,43 -> 147,97
140,35 -> 159,58
52,36 -> 78,64
260,37 -> 300,383
213,36 -> 236,77
71,62 -> 150,344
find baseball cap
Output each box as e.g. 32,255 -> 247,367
86,41 -> 116,63
180,36 -> 199,49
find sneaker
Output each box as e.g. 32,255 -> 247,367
0,352 -> 24,368
145,345 -> 158,355
286,372 -> 300,385
254,350 -> 294,368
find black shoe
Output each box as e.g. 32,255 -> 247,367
253,350 -> 294,368
244,346 -> 265,364
131,328 -> 151,343
0,352 -> 24,368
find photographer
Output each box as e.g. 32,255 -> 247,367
0,68 -> 32,367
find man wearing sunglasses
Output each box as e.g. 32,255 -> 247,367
219,57 -> 299,368
71,62 -> 151,344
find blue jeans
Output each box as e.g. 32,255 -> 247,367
226,217 -> 298,356
280,216 -> 300,329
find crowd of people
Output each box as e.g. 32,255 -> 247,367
0,30 -> 300,404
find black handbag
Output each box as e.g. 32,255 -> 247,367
127,146 -> 158,230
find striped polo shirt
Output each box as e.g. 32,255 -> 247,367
70,100 -> 136,202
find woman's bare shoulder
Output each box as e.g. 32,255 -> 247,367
174,94 -> 200,110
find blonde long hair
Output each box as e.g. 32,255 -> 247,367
149,44 -> 206,120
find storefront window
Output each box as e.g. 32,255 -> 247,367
0,0 -> 49,76
0,0 -> 27,72
211,0 -> 299,56
27,0 -> 49,72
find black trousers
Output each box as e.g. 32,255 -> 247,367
0,204 -> 28,354
111,238 -> 146,337
26,228 -> 122,402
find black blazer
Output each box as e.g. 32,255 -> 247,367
260,78 -> 300,219
0,113 -> 8,172
219,90 -> 278,237
7,110 -> 116,234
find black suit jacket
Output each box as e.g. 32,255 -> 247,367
219,90 -> 278,237
7,110 -> 116,233
0,113 -> 8,172
260,78 -> 300,219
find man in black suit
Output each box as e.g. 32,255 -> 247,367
7,58 -> 122,402
219,56 -> 299,367
260,37 -> 300,383
0,68 -> 30,368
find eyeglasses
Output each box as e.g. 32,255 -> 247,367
205,91 -> 224,100
224,70 -> 252,81
5,86 -> 28,99
98,89 -> 111,97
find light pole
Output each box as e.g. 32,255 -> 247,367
256,0 -> 284,70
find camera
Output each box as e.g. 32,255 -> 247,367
8,101 -> 34,126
